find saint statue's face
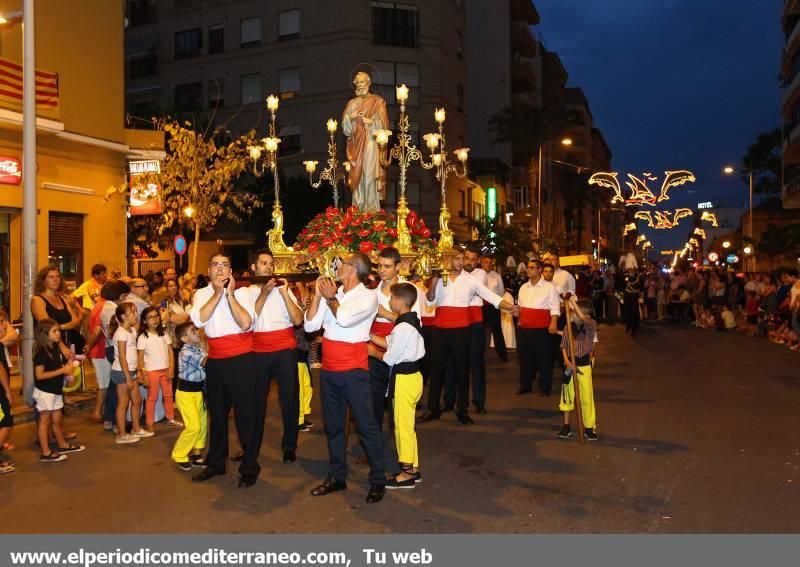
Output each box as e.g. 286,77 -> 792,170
353,73 -> 371,96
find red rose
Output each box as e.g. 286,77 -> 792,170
294,243 -> 304,251
387,228 -> 398,238
407,211 -> 418,227
374,223 -> 385,232
359,240 -> 374,253
325,207 -> 338,220
308,242 -> 319,253
377,242 -> 387,251
358,228 -> 371,237
421,228 -> 431,238
322,237 -> 334,247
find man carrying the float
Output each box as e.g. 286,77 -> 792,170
369,247 -> 422,432
463,248 -> 490,414
190,253 -> 260,488
516,259 -> 560,396
418,249 -> 516,426
249,249 -> 304,466
304,252 -> 386,504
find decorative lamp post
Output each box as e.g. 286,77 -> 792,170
304,118 -> 350,208
374,83 -> 434,253
422,107 -> 469,251
247,94 -> 289,252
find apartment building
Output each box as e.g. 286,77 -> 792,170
125,0 -> 481,241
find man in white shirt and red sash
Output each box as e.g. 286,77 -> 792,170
516,259 -> 560,396
463,248 -> 490,414
304,251 -> 386,504
418,250 -> 516,425
249,250 -> 304,465
190,253 -> 260,488
369,247 -> 421,432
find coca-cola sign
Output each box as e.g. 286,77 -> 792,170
0,157 -> 21,185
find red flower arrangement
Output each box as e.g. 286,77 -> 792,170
293,206 -> 436,256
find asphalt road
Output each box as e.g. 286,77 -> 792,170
1,322 -> 798,533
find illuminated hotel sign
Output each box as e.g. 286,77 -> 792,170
697,201 -> 713,209
0,156 -> 22,185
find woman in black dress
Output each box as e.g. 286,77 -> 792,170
30,266 -> 82,359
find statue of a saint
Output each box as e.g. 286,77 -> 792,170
342,71 -> 389,212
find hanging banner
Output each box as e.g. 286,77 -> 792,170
129,160 -> 162,215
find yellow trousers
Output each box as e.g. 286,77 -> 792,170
298,362 -> 312,425
393,371 -> 423,467
171,390 -> 207,463
558,364 -> 597,429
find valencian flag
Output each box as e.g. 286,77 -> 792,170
0,57 -> 59,115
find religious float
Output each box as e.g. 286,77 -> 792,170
246,71 -> 471,282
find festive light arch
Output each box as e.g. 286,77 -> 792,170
588,170 -> 696,207
634,208 -> 694,229
700,211 -> 719,227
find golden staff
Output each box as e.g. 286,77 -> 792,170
563,297 -> 585,446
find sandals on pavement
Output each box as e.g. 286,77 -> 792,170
40,452 -> 67,462
64,432 -> 78,441
0,460 -> 15,474
56,444 -> 85,454
1,443 -> 14,451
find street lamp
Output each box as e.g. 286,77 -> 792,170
722,240 -> 731,249
723,165 -> 754,270
183,206 -> 194,218
743,245 -> 753,255
535,135 -> 574,250
561,137 -> 573,146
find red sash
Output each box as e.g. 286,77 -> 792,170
207,333 -> 253,359
468,305 -> 483,324
370,320 -> 394,337
421,316 -> 436,328
321,338 -> 368,372
434,306 -> 470,329
519,308 -> 552,329
253,327 -> 296,353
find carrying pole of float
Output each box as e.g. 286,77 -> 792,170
564,296 -> 585,445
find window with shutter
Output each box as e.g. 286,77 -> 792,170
48,212 -> 84,284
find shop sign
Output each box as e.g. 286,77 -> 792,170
129,160 -> 162,215
0,156 -> 21,185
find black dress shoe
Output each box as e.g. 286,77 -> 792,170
310,477 -> 347,496
456,413 -> 474,425
474,405 -> 488,415
230,451 -> 245,462
515,388 -> 532,395
282,450 -> 296,464
238,475 -> 257,488
441,405 -> 454,413
192,468 -> 224,482
366,484 -> 385,503
416,411 -> 441,423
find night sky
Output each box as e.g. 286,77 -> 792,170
535,0 -> 783,251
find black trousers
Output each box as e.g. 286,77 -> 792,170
517,327 -> 554,393
368,356 -> 390,431
469,322 -> 487,408
623,293 -> 641,333
427,326 -> 471,415
205,352 -> 260,478
483,304 -> 507,360
443,355 -> 457,409
254,349 -> 299,453
320,368 -> 385,485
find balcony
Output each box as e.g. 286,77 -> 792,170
373,84 -> 419,106
783,69 -> 800,110
511,57 -> 536,91
511,20 -> 537,57
511,0 -> 540,25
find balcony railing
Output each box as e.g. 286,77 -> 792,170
511,20 -> 537,56
373,84 -> 419,106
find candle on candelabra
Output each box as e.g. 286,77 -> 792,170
326,118 -> 338,133
266,94 -> 279,111
374,129 -> 392,146
248,145 -> 263,160
434,107 -> 446,124
396,84 -> 409,103
432,153 -> 443,166
454,147 -> 470,162
303,160 -> 318,174
264,137 -> 280,152
424,133 -> 440,150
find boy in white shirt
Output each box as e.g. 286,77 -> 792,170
368,283 -> 426,489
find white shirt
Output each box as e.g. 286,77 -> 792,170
189,286 -> 255,338
112,327 -> 138,371
374,277 -> 422,324
383,321 -> 426,367
249,285 -> 299,332
136,332 -> 172,371
552,268 -> 576,296
517,279 -> 561,316
426,271 -> 503,308
304,283 -> 378,343
466,267 -> 488,307
486,270 -> 504,296
128,294 -> 151,316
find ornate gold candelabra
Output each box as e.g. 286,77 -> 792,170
248,94 -> 289,253
304,119 -> 350,209
424,107 -> 469,252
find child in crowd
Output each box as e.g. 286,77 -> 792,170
558,298 -> 599,441
110,302 -> 152,444
368,282 -> 426,489
171,322 -> 207,471
294,283 -> 313,432
720,305 -> 737,331
0,309 -> 16,456
745,291 -> 760,335
32,319 -> 86,461
0,342 -> 13,473
137,306 -> 180,432
656,280 -> 667,321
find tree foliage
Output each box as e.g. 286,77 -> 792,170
741,128 -> 782,196
466,216 -> 534,266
